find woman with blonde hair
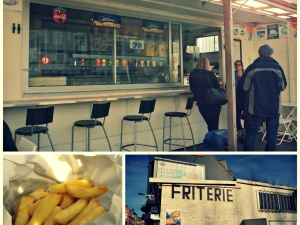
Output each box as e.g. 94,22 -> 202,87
189,57 -> 222,132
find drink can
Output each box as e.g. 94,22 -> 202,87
152,60 -> 156,67
74,58 -> 77,66
102,59 -> 106,66
140,60 -> 144,67
122,59 -> 127,67
80,58 -> 85,66
116,60 -> 119,66
147,60 -> 150,67
95,58 -> 100,66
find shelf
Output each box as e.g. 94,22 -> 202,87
73,54 -> 167,61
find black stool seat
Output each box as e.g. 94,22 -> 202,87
120,99 -> 158,151
14,106 -> 55,151
74,120 -> 103,127
162,97 -> 195,151
123,115 -> 149,121
15,126 -> 48,135
164,112 -> 187,117
71,102 -> 112,151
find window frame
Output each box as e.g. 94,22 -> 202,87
256,190 -> 297,213
22,0 -> 184,95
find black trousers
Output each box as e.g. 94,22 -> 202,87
197,104 -> 222,132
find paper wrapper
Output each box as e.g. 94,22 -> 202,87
3,154 -> 122,225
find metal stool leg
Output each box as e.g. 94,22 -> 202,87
86,127 -> 90,151
186,117 -> 196,151
120,119 -> 124,151
162,116 -> 166,151
134,122 -> 137,151
180,118 -> 186,151
37,133 -> 40,151
46,132 -> 55,151
148,121 -> 159,151
102,126 -> 112,152
71,125 -> 75,151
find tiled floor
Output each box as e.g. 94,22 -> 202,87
174,132 -> 297,152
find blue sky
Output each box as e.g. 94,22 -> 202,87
125,154 -> 297,217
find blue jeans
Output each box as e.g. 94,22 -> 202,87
198,104 -> 221,132
243,114 -> 279,151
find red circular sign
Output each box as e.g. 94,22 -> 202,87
41,56 -> 50,65
53,9 -> 67,24
173,57 -> 177,63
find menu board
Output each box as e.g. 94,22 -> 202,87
154,159 -> 205,180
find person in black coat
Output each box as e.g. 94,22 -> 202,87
3,120 -> 18,151
189,57 -> 222,132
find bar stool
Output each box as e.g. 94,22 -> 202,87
14,106 -> 55,151
71,102 -> 112,151
162,97 -> 195,151
120,99 -> 158,151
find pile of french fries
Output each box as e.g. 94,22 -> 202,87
12,178 -> 108,225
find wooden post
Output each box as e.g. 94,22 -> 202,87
223,0 -> 237,150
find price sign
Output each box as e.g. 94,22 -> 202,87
130,40 -> 144,49
41,56 -> 50,65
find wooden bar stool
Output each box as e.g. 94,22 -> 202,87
14,106 -> 55,151
120,99 -> 158,151
71,102 -> 112,151
162,97 -> 195,151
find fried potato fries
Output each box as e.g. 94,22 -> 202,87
66,184 -> 108,198
11,178 -> 108,225
48,179 -> 93,194
15,195 -> 34,225
27,193 -> 62,225
68,198 -> 100,225
54,199 -> 88,224
77,205 -> 106,225
60,193 -> 75,210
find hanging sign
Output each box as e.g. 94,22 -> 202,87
291,21 -> 297,37
92,13 -> 121,28
41,56 -> 50,65
130,40 -> 144,49
267,24 -> 279,39
142,20 -> 164,33
53,7 -> 67,24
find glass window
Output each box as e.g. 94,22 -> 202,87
29,3 -> 172,87
257,191 -> 296,213
196,35 -> 219,53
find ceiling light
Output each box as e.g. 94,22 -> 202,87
235,0 -> 269,8
283,0 -> 292,3
264,8 -> 290,14
277,15 -> 291,18
289,14 -> 297,17
256,10 -> 274,15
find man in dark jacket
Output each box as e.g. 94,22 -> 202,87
239,44 -> 287,151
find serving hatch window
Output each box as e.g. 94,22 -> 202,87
28,3 -> 175,87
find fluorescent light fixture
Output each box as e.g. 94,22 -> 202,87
289,14 -> 297,17
264,8 -> 290,14
277,15 -> 291,18
241,5 -> 250,9
256,10 -> 274,15
283,0 -> 292,3
235,0 -> 269,8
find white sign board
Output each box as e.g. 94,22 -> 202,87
130,40 -> 144,49
154,159 -> 205,180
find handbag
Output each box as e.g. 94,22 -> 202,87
205,74 -> 227,106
